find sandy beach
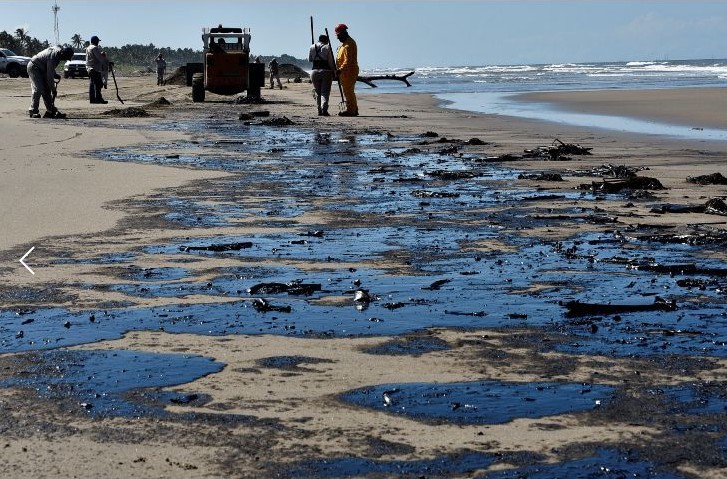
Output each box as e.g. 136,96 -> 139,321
0,74 -> 726,479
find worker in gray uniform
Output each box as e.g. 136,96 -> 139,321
86,35 -> 107,104
26,45 -> 74,118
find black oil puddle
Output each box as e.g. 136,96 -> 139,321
95,120 -> 594,230
480,448 -> 688,479
284,451 -> 496,479
6,227 -> 727,358
0,349 -> 222,417
6,122 -> 727,379
283,448 -> 687,479
340,380 -> 612,425
661,382 -> 727,415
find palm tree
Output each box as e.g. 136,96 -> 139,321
71,33 -> 84,50
14,28 -> 29,55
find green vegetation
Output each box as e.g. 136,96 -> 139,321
0,29 -> 50,56
1,30 -> 308,74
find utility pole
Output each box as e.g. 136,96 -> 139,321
52,1 -> 60,45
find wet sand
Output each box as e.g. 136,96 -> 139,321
1,76 -> 726,478
518,87 -> 727,130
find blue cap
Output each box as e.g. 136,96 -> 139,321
91,35 -> 100,43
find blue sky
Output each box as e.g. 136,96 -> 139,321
2,1 -> 727,68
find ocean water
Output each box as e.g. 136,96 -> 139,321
363,59 -> 727,139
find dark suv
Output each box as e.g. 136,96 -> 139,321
63,52 -> 88,78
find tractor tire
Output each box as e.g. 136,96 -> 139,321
7,63 -> 20,78
191,73 -> 205,102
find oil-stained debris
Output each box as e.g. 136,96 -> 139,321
233,95 -> 267,104
438,145 -> 459,155
392,176 -> 426,183
651,198 -> 727,217
102,107 -> 150,117
650,204 -> 706,214
464,137 -> 488,145
704,198 -> 727,216
524,139 -> 593,161
445,310 -> 486,317
520,194 -> 567,202
384,147 -> 422,157
146,96 -> 171,107
578,176 -> 665,193
247,281 -> 322,295
563,297 -> 677,317
568,164 -> 645,179
632,230 -> 727,246
676,278 -> 719,290
426,170 -> 478,180
314,133 -> 331,144
551,138 -> 593,155
628,262 -> 727,277
353,289 -> 373,304
518,172 -> 564,181
250,298 -> 292,313
423,279 -> 451,291
586,214 -> 619,224
686,172 -> 727,185
257,355 -> 333,371
180,241 -> 253,252
411,190 -> 460,199
420,131 -> 439,138
259,116 -> 294,127
299,231 -> 324,237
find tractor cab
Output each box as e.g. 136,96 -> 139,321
191,25 -> 251,102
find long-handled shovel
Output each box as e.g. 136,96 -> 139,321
109,63 -> 124,104
325,27 -> 346,113
48,75 -> 67,118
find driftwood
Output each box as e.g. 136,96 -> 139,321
577,176 -> 665,193
357,71 -> 414,88
650,198 -> 727,217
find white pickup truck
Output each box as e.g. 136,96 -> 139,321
0,48 -> 31,78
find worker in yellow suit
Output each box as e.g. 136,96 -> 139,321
334,23 -> 359,116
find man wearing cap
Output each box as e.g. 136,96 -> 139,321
86,35 -> 107,104
26,45 -> 74,118
308,34 -> 335,116
334,23 -> 359,116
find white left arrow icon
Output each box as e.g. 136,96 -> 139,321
20,247 -> 35,275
